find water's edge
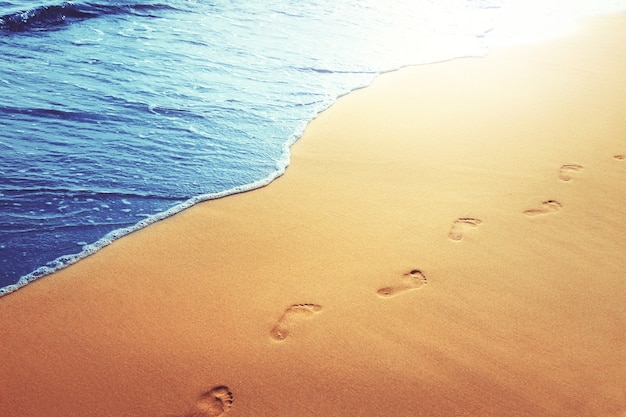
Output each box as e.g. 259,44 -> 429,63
0,56 -> 481,297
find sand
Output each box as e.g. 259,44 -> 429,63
1,14 -> 625,417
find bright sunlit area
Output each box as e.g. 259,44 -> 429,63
487,0 -> 626,47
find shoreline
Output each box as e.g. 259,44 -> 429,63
1,14 -> 625,417
1,60 -> 487,299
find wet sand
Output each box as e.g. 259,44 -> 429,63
1,14 -> 625,417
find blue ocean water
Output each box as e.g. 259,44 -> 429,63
1,0 -> 624,295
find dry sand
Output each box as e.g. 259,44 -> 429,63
1,14 -> 625,417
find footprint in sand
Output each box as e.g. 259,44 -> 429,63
558,164 -> 584,182
377,269 -> 428,298
186,386 -> 233,417
270,304 -> 322,341
614,154 -> 625,161
523,200 -> 562,216
448,217 -> 482,241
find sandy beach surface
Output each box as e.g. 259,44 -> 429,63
1,14 -> 625,417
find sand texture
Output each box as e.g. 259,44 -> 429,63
1,14 -> 625,417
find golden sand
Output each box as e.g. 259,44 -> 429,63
1,14 -> 625,417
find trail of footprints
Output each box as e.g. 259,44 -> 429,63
176,157 -> 626,416
266,161 -> 606,343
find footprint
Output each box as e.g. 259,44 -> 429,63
187,386 -> 233,417
558,164 -> 584,182
448,217 -> 482,241
614,154 -> 625,160
377,269 -> 428,298
270,304 -> 322,341
523,200 -> 562,216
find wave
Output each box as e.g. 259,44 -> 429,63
0,162 -> 292,297
0,1 -> 176,32
295,66 -> 380,75
0,104 -> 108,122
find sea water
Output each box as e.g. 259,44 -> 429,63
1,0 -> 624,295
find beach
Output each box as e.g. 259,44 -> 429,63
1,13 -> 625,417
